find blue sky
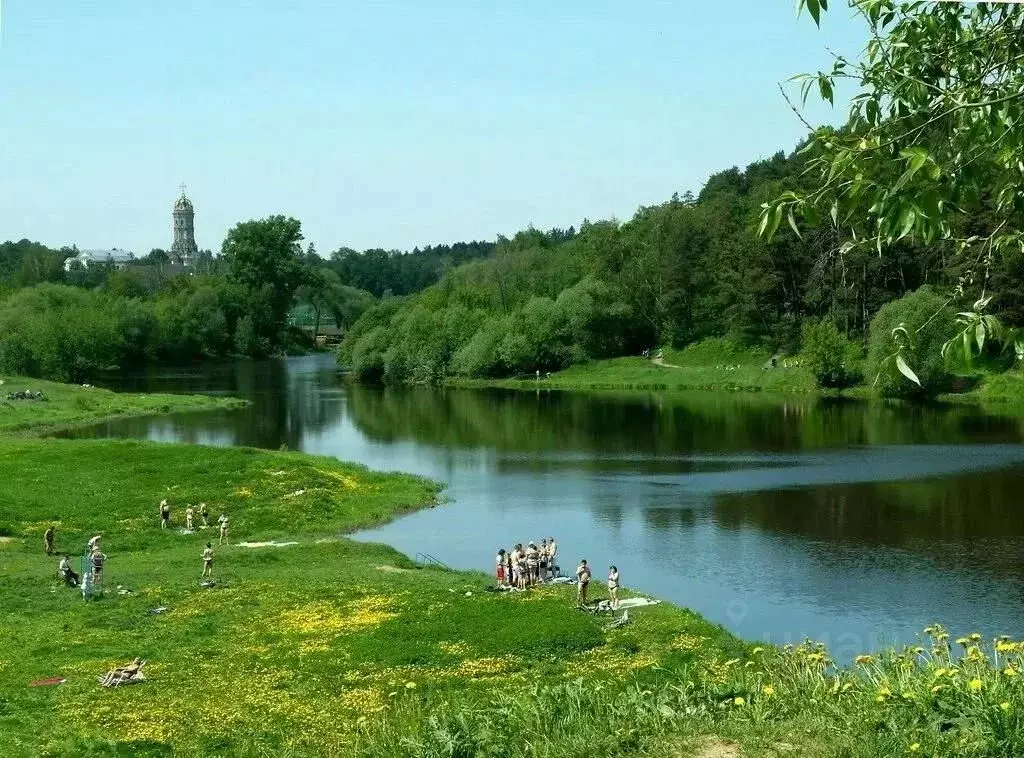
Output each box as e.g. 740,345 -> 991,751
0,1 -> 864,254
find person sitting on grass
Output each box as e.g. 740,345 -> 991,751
159,499 -> 171,529
185,505 -> 194,531
44,525 -> 55,556
59,554 -> 79,586
202,543 -> 214,577
218,513 -> 229,545
99,658 -> 145,687
576,559 -> 591,607
608,565 -> 620,610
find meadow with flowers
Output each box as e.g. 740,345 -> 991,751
0,384 -> 1023,757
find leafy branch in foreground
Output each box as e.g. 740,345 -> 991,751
764,0 -> 1024,385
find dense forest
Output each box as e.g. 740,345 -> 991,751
338,144 -> 1021,388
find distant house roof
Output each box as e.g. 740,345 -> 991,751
78,248 -> 137,263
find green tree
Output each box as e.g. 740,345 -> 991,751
221,216 -> 306,350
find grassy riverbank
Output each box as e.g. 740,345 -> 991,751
0,376 -> 245,434
3,381 -> 1024,756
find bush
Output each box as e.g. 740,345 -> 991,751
867,286 -> 954,399
801,320 -> 862,389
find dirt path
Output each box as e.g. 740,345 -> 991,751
652,356 -> 684,369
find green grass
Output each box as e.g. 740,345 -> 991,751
0,375 -> 245,434
3,376 -> 1024,756
0,439 -> 742,757
455,339 -> 817,394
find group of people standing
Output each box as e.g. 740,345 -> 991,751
44,498 -> 232,593
159,499 -> 230,545
491,539 -> 621,611
497,538 -> 558,589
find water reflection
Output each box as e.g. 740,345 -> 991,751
67,354 -> 1024,656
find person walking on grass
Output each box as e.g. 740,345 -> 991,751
608,565 -> 620,610
159,499 -> 171,529
202,543 -> 214,577
218,513 -> 229,545
576,559 -> 591,607
44,525 -> 55,555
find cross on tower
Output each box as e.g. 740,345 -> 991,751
179,183 -> 187,196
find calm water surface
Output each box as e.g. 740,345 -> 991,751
67,354 -> 1024,659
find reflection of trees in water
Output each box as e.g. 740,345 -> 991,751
344,386 -> 1024,457
712,470 -> 1024,580
85,357 -> 346,451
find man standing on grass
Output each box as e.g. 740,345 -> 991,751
185,505 -> 194,531
576,559 -> 591,607
44,525 -> 55,555
202,543 -> 214,577
160,499 -> 171,529
218,513 -> 229,545
90,546 -> 106,584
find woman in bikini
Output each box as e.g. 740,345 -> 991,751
576,559 -> 591,607
495,548 -> 506,587
608,565 -> 620,610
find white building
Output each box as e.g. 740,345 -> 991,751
63,248 -> 138,271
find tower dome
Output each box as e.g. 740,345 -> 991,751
173,193 -> 194,212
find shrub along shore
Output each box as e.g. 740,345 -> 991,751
1,382 -> 1022,757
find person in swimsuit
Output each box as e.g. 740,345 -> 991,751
517,544 -> 528,589
548,537 -> 558,578
218,514 -> 229,545
199,503 -> 209,527
185,505 -> 194,531
576,559 -> 591,607
608,565 -> 620,610
87,534 -> 102,553
202,543 -> 214,577
495,549 -> 506,587
90,547 -> 106,583
509,545 -> 520,589
526,542 -> 540,587
539,539 -> 548,580
159,500 -> 171,529
44,525 -> 55,555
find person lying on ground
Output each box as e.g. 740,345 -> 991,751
99,658 -> 145,687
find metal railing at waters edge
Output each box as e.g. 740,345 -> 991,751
415,552 -> 451,570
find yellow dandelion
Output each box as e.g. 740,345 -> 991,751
762,685 -> 775,696
733,696 -> 745,706
751,647 -> 764,655
909,744 -> 920,753
405,681 -> 416,689
956,637 -> 970,647
855,654 -> 875,665
969,678 -> 983,692
1001,702 -> 1012,712
931,685 -> 944,694
969,633 -> 982,642
1004,667 -> 1019,678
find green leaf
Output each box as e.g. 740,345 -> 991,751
976,321 -> 985,353
805,0 -> 821,26
895,354 -> 921,386
787,209 -> 803,239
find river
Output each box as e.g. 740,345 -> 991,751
63,353 -> 1024,659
